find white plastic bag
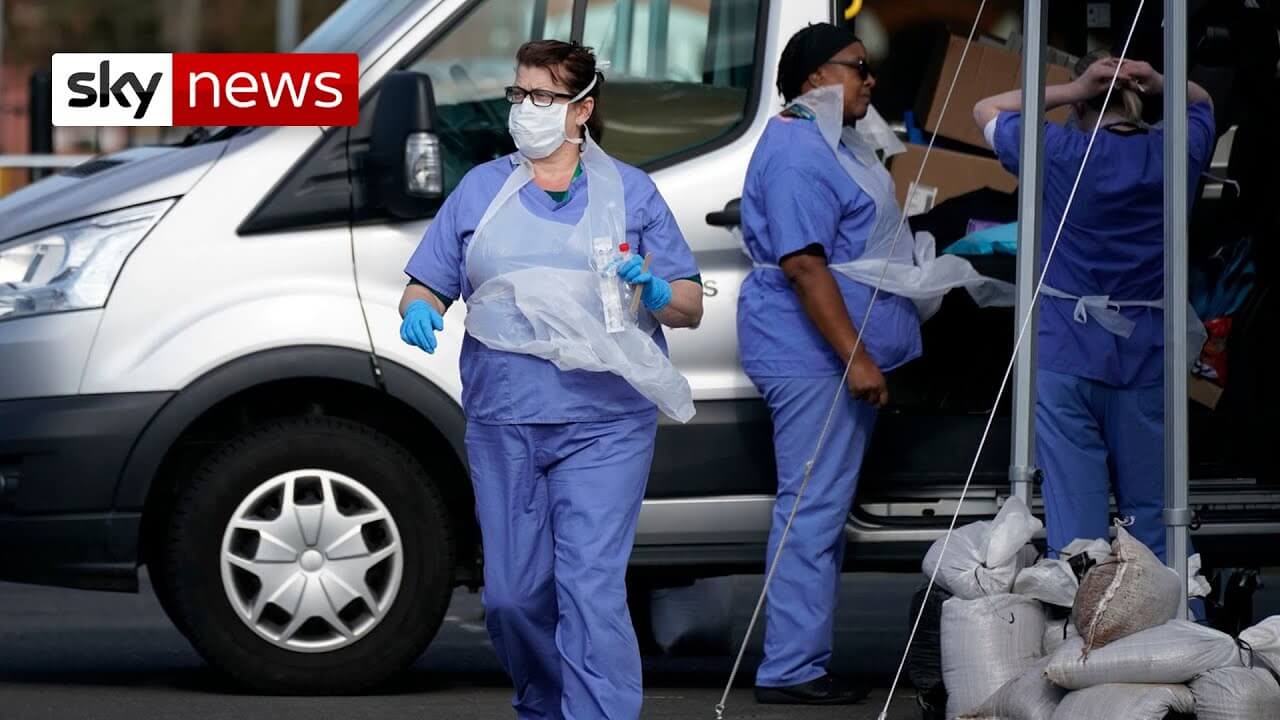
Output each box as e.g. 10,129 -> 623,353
1188,553 -> 1211,598
1046,619 -> 1246,690
1015,559 -> 1079,608
1241,616 -> 1280,670
923,496 -> 1042,600
1050,683 -> 1195,720
941,594 -> 1045,719
1072,526 -> 1181,653
1190,667 -> 1280,720
1060,538 -> 1112,563
957,657 -> 1064,720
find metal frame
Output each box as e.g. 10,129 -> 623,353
1011,0 -> 1047,507
1012,0 -> 1193,606
1163,0 -> 1191,619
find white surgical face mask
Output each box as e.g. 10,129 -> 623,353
508,73 -> 597,160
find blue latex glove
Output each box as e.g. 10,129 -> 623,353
400,299 -> 444,354
617,255 -> 673,312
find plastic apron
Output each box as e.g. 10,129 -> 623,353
742,84 -> 1015,322
1039,286 -> 1208,370
463,134 -> 696,423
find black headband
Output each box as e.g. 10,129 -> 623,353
777,23 -> 861,102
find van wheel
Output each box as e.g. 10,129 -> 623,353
159,416 -> 454,694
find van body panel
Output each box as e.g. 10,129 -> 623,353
80,127 -> 371,395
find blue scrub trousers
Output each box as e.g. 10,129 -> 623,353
754,376 -> 878,688
1036,369 -> 1167,560
465,412 -> 657,720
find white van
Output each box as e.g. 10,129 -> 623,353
0,0 -> 1273,694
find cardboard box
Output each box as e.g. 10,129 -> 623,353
1189,375 -> 1224,410
889,143 -> 1017,216
922,35 -> 1074,150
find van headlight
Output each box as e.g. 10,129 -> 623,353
0,199 -> 174,322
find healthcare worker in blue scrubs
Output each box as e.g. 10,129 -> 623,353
738,24 -> 922,705
398,41 -> 703,720
974,53 -> 1215,563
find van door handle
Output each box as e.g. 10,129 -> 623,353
705,198 -> 741,228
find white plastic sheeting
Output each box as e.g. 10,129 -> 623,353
464,134 -> 695,422
1046,619 -> 1245,690
941,594 -> 1045,719
783,84 -> 1016,323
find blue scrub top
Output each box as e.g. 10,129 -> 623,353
992,103 -> 1216,387
737,114 -> 923,378
405,154 -> 699,424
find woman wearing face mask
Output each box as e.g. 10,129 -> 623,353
397,40 -> 702,720
973,53 -> 1215,568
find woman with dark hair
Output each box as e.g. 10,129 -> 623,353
973,55 -> 1215,569
736,23 -> 923,705
397,40 -> 703,719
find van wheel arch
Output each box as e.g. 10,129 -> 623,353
126,347 -> 477,590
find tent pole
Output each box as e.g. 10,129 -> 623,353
1011,0 -> 1046,508
1164,0 -> 1191,619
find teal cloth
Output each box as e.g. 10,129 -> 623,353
944,222 -> 1018,256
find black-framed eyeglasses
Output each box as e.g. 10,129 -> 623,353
825,58 -> 873,81
505,85 -> 577,107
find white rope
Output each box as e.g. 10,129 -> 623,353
877,3 -> 1148,719
714,3 -> 990,717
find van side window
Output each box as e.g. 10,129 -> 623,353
405,0 -> 575,194
406,0 -> 765,194
581,0 -> 765,168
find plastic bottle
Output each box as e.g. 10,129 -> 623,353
594,239 -> 628,333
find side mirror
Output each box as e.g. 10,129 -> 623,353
369,71 -> 444,219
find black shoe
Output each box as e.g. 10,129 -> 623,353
754,674 -> 871,705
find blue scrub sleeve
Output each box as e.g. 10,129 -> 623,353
1188,101 -> 1217,172
992,112 -> 1079,176
404,178 -> 468,301
635,181 -> 700,283
762,166 -> 841,262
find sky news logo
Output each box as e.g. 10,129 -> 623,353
51,53 -> 359,127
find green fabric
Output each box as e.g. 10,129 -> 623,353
545,163 -> 583,202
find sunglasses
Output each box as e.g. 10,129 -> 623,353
504,85 -> 579,107
825,58 -> 874,81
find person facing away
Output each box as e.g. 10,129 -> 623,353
973,52 -> 1216,565
737,23 -> 923,705
398,39 -> 704,720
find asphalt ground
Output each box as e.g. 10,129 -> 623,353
1,570 -> 1275,719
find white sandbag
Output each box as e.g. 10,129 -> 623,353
1190,667 -> 1280,720
1072,526 -> 1181,653
1046,619 -> 1245,689
1043,616 -> 1079,655
957,657 -> 1064,720
1241,616 -> 1280,670
942,594 -> 1045,719
923,497 -> 1041,600
1015,559 -> 1079,607
1050,683 -> 1195,720
649,577 -> 733,655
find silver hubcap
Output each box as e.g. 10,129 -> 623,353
220,470 -> 404,653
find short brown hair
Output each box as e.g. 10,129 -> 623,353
516,40 -> 604,142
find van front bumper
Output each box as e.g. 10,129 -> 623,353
0,392 -> 171,591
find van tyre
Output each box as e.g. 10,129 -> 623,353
159,416 -> 453,694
